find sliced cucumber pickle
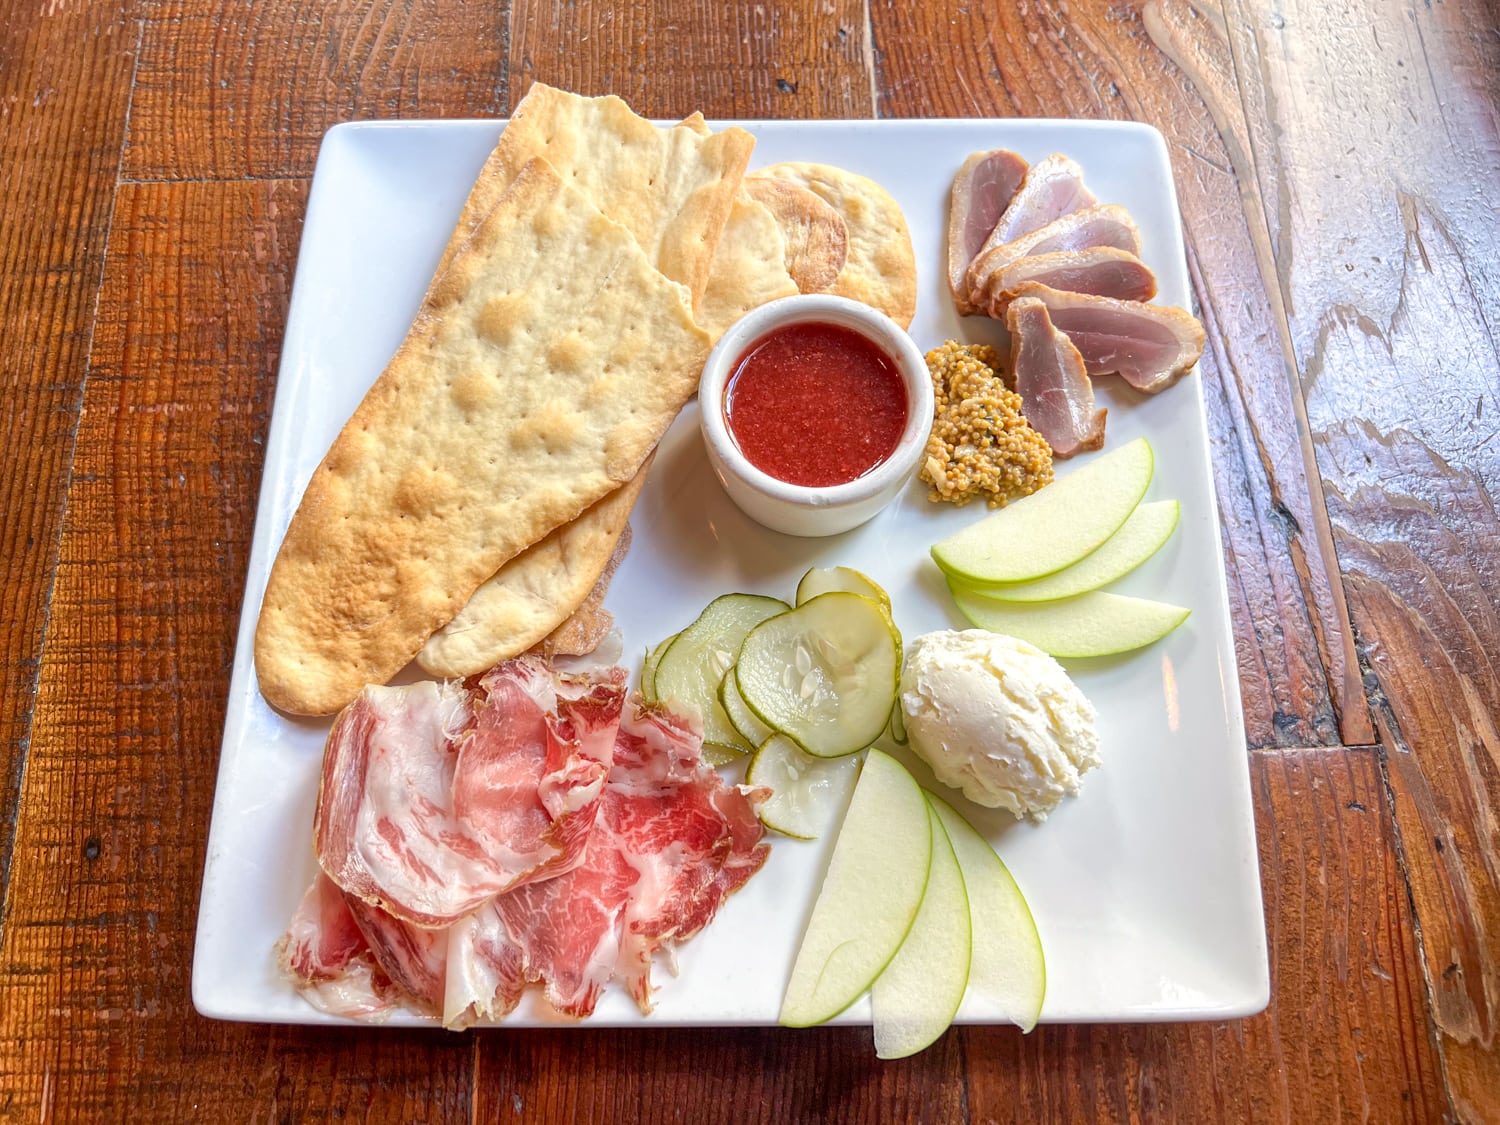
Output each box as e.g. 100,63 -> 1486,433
640,632 -> 678,701
719,669 -> 773,747
653,593 -> 790,754
747,735 -> 861,840
702,743 -> 749,768
795,566 -> 892,612
736,592 -> 901,758
887,697 -> 908,745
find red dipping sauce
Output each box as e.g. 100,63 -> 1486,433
722,322 -> 909,488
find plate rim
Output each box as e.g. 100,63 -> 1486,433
192,114 -> 1270,1028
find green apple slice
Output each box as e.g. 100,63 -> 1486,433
929,792 -> 1045,1032
952,500 -> 1180,603
795,565 -> 892,612
871,799 -> 972,1058
950,585 -> 1190,657
780,749 -> 932,1028
932,437 -> 1154,583
746,734 -> 860,840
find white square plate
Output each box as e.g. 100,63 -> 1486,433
193,118 -> 1269,1026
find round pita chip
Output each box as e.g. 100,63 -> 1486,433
698,195 -> 800,342
747,162 -> 918,328
742,177 -> 849,292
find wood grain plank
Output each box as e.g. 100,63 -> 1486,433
506,0 -> 874,119
0,179 -> 472,1122
0,2 -> 140,936
476,1026 -> 969,1123
1221,0 -> 1500,1117
1335,477 -> 1500,1125
470,749 -> 1442,1122
124,0 -> 507,181
963,748 -> 1442,1123
866,0 -> 1359,749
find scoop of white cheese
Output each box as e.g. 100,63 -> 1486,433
900,629 -> 1100,819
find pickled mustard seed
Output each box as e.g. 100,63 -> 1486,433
919,341 -> 1054,508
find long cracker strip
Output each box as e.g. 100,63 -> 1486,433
415,456 -> 651,678
255,158 -> 710,715
539,522 -> 634,660
436,83 -> 754,311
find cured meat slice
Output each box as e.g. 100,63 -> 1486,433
968,154 -> 1095,276
608,704 -> 770,1010
315,661 -> 625,927
451,698 -> 770,1021
314,680 -> 498,927
984,247 -> 1157,316
947,149 -> 1028,314
453,661 -> 624,881
1006,297 -> 1106,458
286,661 -> 769,1027
966,204 -> 1141,304
276,874 -> 395,1021
1006,282 -> 1207,393
278,872 -> 369,983
490,833 -> 634,1019
443,903 -> 527,1027
344,893 -> 449,1012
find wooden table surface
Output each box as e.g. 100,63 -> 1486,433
2,0 -> 1497,1120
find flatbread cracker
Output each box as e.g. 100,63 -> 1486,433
436,84 -> 754,312
742,176 -> 849,292
698,194 -> 800,341
538,523 -> 633,659
747,162 -> 918,328
416,460 -> 650,677
255,158 -> 710,715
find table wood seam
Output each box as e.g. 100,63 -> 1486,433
1207,11 -> 1469,1113
1368,735 -> 1458,1123
1152,0 -> 1376,750
0,11 -> 147,947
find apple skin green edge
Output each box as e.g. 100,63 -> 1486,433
949,585 -> 1191,659
947,500 -> 1180,604
869,797 -> 972,1059
778,748 -> 932,1028
927,791 -> 1046,1033
931,436 -> 1154,585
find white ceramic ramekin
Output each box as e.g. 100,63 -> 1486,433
698,294 -> 933,538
